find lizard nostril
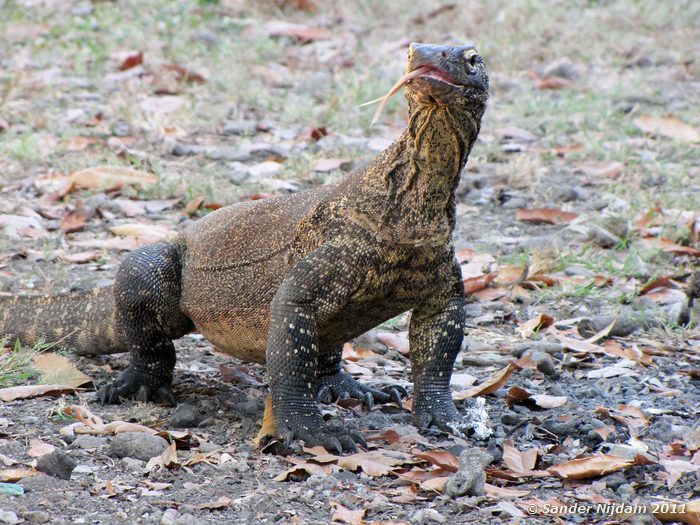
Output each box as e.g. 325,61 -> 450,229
441,50 -> 448,58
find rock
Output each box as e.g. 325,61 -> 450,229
542,57 -> 581,80
511,341 -> 563,357
410,508 -> 447,524
522,349 -> 556,375
446,448 -> 493,498
121,457 -> 147,473
216,459 -> 250,473
197,440 -> 221,453
71,435 -> 107,449
222,120 -> 258,136
110,432 -> 169,461
204,146 -> 252,162
172,143 -> 201,156
0,510 -> 19,525
19,511 -> 50,524
160,508 -> 179,525
500,197 -> 528,209
170,403 -> 205,428
617,483 -> 636,501
35,450 -> 76,480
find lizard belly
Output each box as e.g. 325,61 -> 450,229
193,307 -> 270,364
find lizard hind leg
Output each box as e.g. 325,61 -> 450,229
98,242 -> 194,406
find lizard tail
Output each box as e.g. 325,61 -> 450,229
0,287 -> 127,355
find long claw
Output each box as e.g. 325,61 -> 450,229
316,385 -> 332,404
363,392 -> 374,411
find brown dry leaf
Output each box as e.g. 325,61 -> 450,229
71,237 -> 145,251
341,344 -> 378,361
577,160 -> 625,179
634,115 -> 700,143
60,251 -> 101,264
0,468 -> 38,482
659,458 -> 700,489
313,158 -> 352,172
463,273 -> 496,295
453,362 -> 517,400
66,136 -> 99,152
531,394 -> 568,409
485,483 -> 531,498
502,440 -> 539,477
537,76 -> 573,90
146,442 -> 178,470
337,450 -> 419,477
33,353 -> 93,388
27,439 -> 56,458
264,21 -> 332,42
555,334 -> 604,354
603,340 -> 653,366
516,208 -> 578,225
110,223 -> 175,242
548,453 -> 645,479
653,498 -> 700,525
506,386 -> 532,407
194,496 -> 232,511
60,205 -> 90,234
421,476 -> 449,493
185,196 -> 206,216
414,451 -> 459,473
274,462 -> 329,481
162,63 -> 207,84
517,313 -> 554,338
331,503 -> 366,525
493,265 -> 527,286
118,51 -> 144,71
641,237 -> 700,257
69,166 -> 158,190
0,384 -> 80,402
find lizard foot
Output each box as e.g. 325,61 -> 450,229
413,395 -> 492,440
97,366 -> 175,406
277,412 -> 367,454
316,370 -> 406,410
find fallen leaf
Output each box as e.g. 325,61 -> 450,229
263,21 -> 331,42
414,451 -> 459,473
337,450 -> 419,477
587,360 -> 638,379
659,458 -> 700,489
69,166 -> 158,191
653,497 -> 700,524
59,251 -> 101,264
376,332 -> 409,355
146,442 -> 179,470
110,223 -> 175,242
0,468 -> 38,482
577,160 -> 625,179
640,237 -> 700,257
60,202 -> 90,234
453,362 -> 517,400
274,462 -> 330,481
33,353 -> 93,388
118,51 -> 144,71
537,76 -> 573,90
516,208 -> 578,225
502,440 -> 539,477
332,502 -> 366,525
0,384 -> 81,402
463,273 -> 496,295
548,453 -> 649,479
485,483 -> 531,498
634,115 -> 700,143
162,63 -> 207,84
27,439 -> 56,458
517,313 -> 554,338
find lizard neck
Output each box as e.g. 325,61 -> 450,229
351,104 -> 480,246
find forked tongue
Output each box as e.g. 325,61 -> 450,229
359,66 -> 431,126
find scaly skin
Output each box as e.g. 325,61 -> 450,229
0,43 -> 489,453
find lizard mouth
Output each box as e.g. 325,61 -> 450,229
408,66 -> 463,88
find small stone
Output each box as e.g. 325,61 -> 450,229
71,435 -> 107,449
222,120 -> 258,136
121,457 -> 147,473
0,510 -> 19,524
19,511 -> 50,524
170,403 -> 205,428
160,508 -> 179,525
501,197 -> 528,209
410,508 -> 447,524
523,349 -> 556,375
35,450 -> 76,480
173,514 -> 199,525
247,161 -> 281,178
110,432 -> 169,461
197,441 -> 221,453
542,57 -> 581,80
617,483 -> 636,501
172,143 -> 200,156
216,459 -> 249,473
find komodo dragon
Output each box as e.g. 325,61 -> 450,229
0,42 -> 489,453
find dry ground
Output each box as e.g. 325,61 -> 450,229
1,1 -> 699,524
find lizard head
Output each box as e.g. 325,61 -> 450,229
404,42 -> 489,113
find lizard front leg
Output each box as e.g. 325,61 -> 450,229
410,295 -> 491,439
267,241 -> 370,454
316,346 -> 405,410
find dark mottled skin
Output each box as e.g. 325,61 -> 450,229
0,43 -> 489,453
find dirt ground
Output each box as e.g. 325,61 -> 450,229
1,1 -> 699,524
